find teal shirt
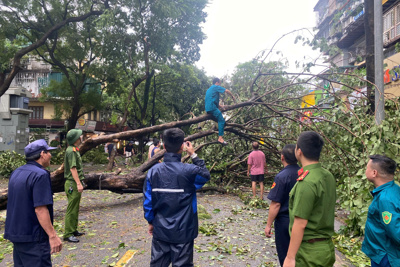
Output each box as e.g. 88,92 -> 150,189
205,85 -> 226,112
362,180 -> 400,266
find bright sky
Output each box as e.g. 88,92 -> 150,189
196,0 -> 326,77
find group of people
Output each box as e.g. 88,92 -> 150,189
144,130 -> 400,267
4,129 -> 86,266
2,77 -> 399,267
105,141 -> 135,166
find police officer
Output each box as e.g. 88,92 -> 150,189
63,129 -> 85,243
284,131 -> 336,267
362,155 -> 400,267
265,144 -> 300,266
5,139 -> 62,266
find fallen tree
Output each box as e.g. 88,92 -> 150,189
0,96 -> 261,209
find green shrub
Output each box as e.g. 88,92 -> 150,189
0,151 -> 25,178
50,149 -> 65,165
82,146 -> 108,164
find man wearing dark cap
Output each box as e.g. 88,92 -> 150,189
5,139 -> 62,266
63,129 -> 85,243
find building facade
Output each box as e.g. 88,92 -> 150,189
314,0 -> 400,97
7,56 -> 118,140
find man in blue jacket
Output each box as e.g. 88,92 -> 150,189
205,77 -> 236,145
5,139 -> 62,266
362,154 -> 400,267
143,128 -> 210,266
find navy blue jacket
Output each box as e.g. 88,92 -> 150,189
5,161 -> 53,243
143,152 -> 210,243
267,164 -> 300,216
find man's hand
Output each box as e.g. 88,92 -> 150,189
148,224 -> 154,235
264,225 -> 272,238
35,206 -> 62,254
283,257 -> 295,267
247,171 -> 250,177
77,183 -> 84,193
49,235 -> 62,254
186,141 -> 195,156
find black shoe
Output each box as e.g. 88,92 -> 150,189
73,231 -> 85,236
64,236 -> 79,243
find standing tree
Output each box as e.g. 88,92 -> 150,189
36,15 -> 108,130
0,0 -> 109,97
97,0 -> 208,130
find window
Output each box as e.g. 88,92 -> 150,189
29,106 -> 44,119
384,5 -> 400,44
16,72 -> 36,85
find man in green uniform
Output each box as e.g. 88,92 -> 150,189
283,131 -> 336,267
63,129 -> 85,243
362,155 -> 400,267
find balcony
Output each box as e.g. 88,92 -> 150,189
348,48 -> 366,64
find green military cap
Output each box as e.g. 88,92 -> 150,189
67,129 -> 83,145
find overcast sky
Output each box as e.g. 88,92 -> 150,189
196,0 -> 326,77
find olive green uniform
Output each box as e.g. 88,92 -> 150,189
63,145 -> 84,238
289,163 -> 336,266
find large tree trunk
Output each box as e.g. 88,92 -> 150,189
0,96 -> 260,209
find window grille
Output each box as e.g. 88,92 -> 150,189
384,4 -> 400,44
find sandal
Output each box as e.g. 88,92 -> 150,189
218,141 -> 228,146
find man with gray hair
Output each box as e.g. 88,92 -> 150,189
5,139 -> 62,266
362,154 -> 400,267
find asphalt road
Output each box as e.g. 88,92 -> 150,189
0,184 -> 352,266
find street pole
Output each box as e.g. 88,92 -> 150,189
374,0 -> 384,125
364,0 -> 375,114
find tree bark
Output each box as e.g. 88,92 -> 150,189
0,96 -> 260,210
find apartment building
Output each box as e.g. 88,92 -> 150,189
8,56 -> 118,136
314,0 -> 400,97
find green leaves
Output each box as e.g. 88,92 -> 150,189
212,209 -> 221,214
333,234 -> 370,265
199,223 -> 218,236
0,151 -> 25,178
